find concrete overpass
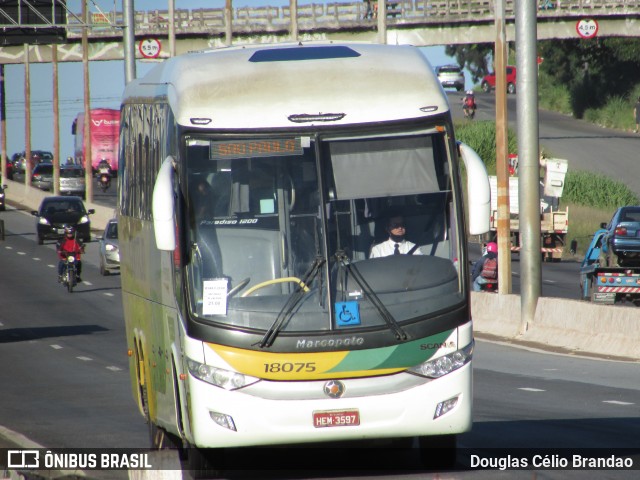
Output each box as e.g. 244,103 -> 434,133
1,0 -> 639,64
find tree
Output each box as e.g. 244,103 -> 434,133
538,38 -> 640,117
444,44 -> 494,83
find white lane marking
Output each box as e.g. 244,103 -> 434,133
518,387 -> 546,392
5,246 -> 12,250
77,356 -> 93,361
50,344 -> 63,350
17,251 -> 26,256
33,257 -> 41,261
104,292 -> 114,297
106,366 -> 122,372
603,400 -> 634,406
83,281 -> 93,285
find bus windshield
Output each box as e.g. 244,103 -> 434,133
183,130 -> 462,334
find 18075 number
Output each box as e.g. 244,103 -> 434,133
263,362 -> 316,373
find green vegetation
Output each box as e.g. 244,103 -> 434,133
564,202 -> 613,259
563,171 -> 639,209
449,37 -> 640,130
453,120 -> 517,174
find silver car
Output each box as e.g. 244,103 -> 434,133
31,163 -> 54,191
99,218 -> 120,275
435,64 -> 465,92
59,165 -> 86,198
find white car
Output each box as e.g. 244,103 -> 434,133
435,64 -> 465,92
99,218 -> 119,275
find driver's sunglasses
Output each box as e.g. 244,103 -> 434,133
390,223 -> 405,229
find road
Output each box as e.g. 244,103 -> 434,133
0,204 -> 638,480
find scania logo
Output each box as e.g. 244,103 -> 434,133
323,380 -> 345,399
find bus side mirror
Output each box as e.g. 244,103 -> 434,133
152,156 -> 176,251
458,142 -> 490,235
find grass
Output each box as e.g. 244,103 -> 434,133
563,202 -> 612,260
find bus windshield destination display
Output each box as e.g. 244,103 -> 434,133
211,138 -> 302,159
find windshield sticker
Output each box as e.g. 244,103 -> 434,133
202,278 -> 228,316
335,301 -> 361,327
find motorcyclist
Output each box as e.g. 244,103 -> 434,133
97,159 -> 112,176
57,225 -> 84,283
471,241 -> 498,291
462,89 -> 477,117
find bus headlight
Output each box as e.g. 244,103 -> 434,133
187,358 -> 259,390
408,341 -> 474,379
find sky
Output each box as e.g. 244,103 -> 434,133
1,1 -> 459,160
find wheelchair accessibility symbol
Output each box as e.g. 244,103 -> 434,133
335,301 -> 361,326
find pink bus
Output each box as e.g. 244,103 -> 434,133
71,108 -> 120,174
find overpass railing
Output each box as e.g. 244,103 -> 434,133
65,0 -> 640,39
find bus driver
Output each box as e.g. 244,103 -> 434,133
370,215 -> 423,258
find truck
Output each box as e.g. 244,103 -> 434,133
71,108 -> 119,174
488,155 -> 569,261
579,228 -> 640,306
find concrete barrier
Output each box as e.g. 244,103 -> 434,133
4,179 -> 115,232
472,292 -> 640,361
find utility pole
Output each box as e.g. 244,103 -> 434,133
495,0 -> 512,294
82,0 -> 93,202
377,0 -> 387,44
24,44 -> 31,189
224,0 -> 232,46
516,0 -> 541,333
290,0 -> 298,42
168,0 -> 176,57
123,0 -> 136,84
53,44 -> 60,195
1,65 -> 6,182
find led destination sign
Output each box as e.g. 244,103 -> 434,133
211,138 -> 302,159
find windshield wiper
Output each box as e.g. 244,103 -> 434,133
257,256 -> 326,348
335,250 -> 408,341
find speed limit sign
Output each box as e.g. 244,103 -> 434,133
576,19 -> 598,39
139,38 -> 162,59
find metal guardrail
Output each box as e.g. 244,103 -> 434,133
62,0 -> 640,39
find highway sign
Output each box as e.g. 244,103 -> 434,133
138,38 -> 162,59
576,19 -> 598,39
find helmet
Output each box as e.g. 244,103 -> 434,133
64,226 -> 75,236
486,242 -> 498,254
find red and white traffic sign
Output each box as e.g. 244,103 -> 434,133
576,19 -> 598,39
138,38 -> 162,59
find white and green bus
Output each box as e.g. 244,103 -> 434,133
118,42 -> 490,469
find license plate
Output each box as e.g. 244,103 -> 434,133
313,409 -> 360,428
593,292 -> 616,304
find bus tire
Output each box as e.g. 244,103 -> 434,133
417,434 -> 457,470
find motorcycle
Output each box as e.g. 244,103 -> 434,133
98,171 -> 111,192
479,280 -> 498,293
463,103 -> 476,120
61,254 -> 78,293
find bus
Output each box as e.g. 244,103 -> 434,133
71,108 -> 120,174
118,42 -> 490,471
